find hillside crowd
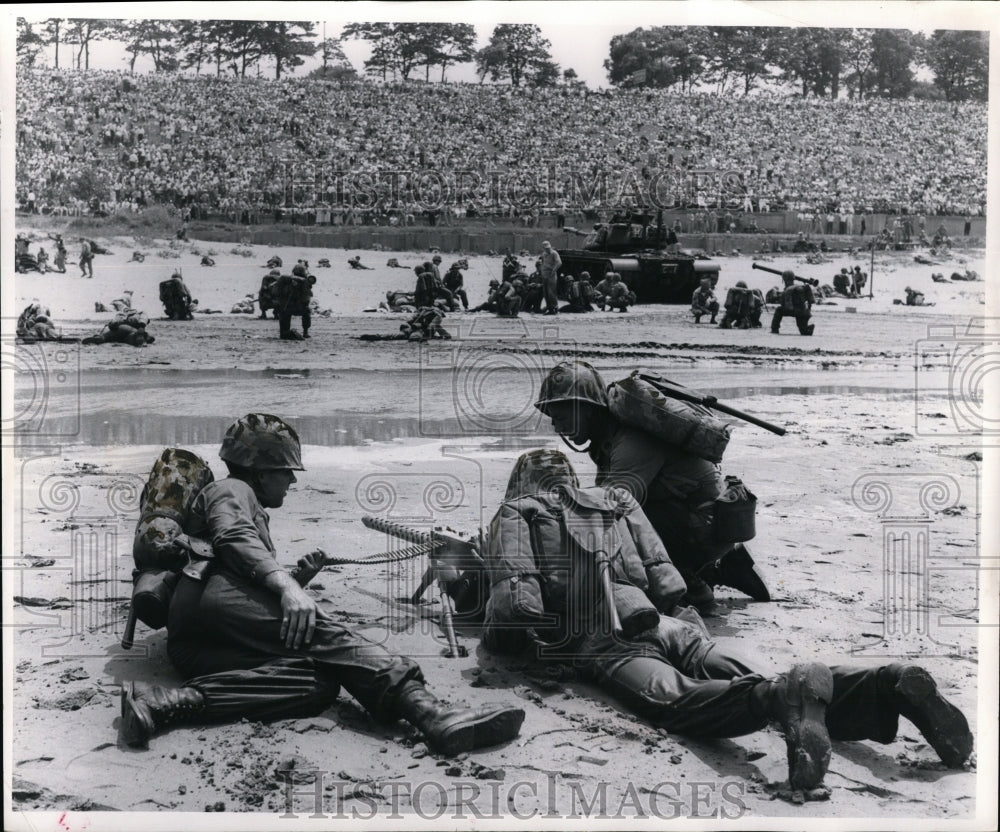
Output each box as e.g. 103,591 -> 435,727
15,68 -> 987,225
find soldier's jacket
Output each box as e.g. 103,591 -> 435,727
691,286 -> 717,309
187,478 -> 284,585
272,274 -> 315,315
483,484 -> 685,654
780,283 -> 814,313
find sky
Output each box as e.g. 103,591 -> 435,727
16,1 -> 996,89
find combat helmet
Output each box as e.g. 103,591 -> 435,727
504,449 -> 580,500
534,361 -> 609,417
220,413 -> 305,471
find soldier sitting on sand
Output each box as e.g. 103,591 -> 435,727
131,251 -> 146,263
119,414 -> 523,754
201,255 -> 216,267
17,303 -> 60,341
266,255 -> 283,270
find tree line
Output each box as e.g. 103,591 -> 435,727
15,19 -> 989,102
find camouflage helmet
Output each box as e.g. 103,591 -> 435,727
580,271 -> 591,280
535,361 -> 609,416
781,270 -> 795,282
220,413 -> 305,471
735,280 -> 748,288
504,449 -> 580,500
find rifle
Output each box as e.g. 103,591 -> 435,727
361,516 -> 484,658
634,372 -> 786,436
751,262 -> 820,287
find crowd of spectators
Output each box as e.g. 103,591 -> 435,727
15,68 -> 987,226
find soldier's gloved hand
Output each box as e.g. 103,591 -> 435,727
280,583 -> 317,649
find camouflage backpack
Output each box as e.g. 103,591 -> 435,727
130,448 -> 215,629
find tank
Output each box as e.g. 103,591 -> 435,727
558,211 -> 720,304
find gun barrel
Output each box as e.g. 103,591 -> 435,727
362,515 -> 432,545
751,263 -> 784,277
750,262 -> 819,287
121,605 -> 138,650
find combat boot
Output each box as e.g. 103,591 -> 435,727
754,663 -> 833,790
120,681 -> 205,747
395,682 -> 524,757
701,544 -> 771,601
804,324 -> 815,336
893,665 -> 973,768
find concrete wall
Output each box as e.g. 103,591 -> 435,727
190,211 -> 985,254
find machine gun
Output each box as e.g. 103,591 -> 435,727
751,263 -> 820,287
361,516 -> 485,658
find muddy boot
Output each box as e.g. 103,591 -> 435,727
395,682 -> 524,757
754,663 -> 833,790
120,681 -> 205,747
702,544 -> 771,601
893,665 -> 973,768
694,314 -> 702,323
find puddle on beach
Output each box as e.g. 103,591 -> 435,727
11,382 -> 920,449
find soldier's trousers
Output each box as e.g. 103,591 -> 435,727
582,616 -> 913,742
167,570 -> 423,724
543,273 -> 559,312
279,310 -> 311,336
770,308 -> 811,334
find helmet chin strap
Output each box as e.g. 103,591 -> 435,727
559,432 -> 590,454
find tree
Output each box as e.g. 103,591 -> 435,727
177,20 -> 215,74
772,28 -> 845,98
699,27 -> 773,95
925,30 -> 988,102
842,28 -> 876,100
65,19 -> 112,71
117,20 -> 179,73
434,23 -> 476,82
16,18 -> 45,67
260,21 -> 316,79
342,23 -> 400,80
222,21 -> 269,78
530,56 -> 561,87
319,36 -> 351,71
43,18 -> 65,69
870,29 -> 916,99
605,27 -> 705,91
477,24 -> 554,86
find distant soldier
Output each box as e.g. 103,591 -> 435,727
259,270 -> 280,319
399,307 -> 452,341
273,271 -> 316,340
690,277 -> 719,324
443,262 -> 469,310
902,287 -> 933,307
51,234 -> 67,273
201,255 -> 216,267
266,255 -> 283,270
832,268 -> 855,297
561,272 -> 597,313
80,239 -> 94,278
348,255 -> 373,270
852,266 -> 867,294
595,272 -> 634,312
472,280 -> 501,313
538,241 -> 562,315
501,251 -> 521,281
17,303 -> 59,341
771,271 -> 814,336
83,309 -> 155,347
495,277 -> 522,318
160,272 -> 195,320
718,281 -> 756,329
36,247 -> 50,274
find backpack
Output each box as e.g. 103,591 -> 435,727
606,370 -> 732,463
130,448 -> 215,629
